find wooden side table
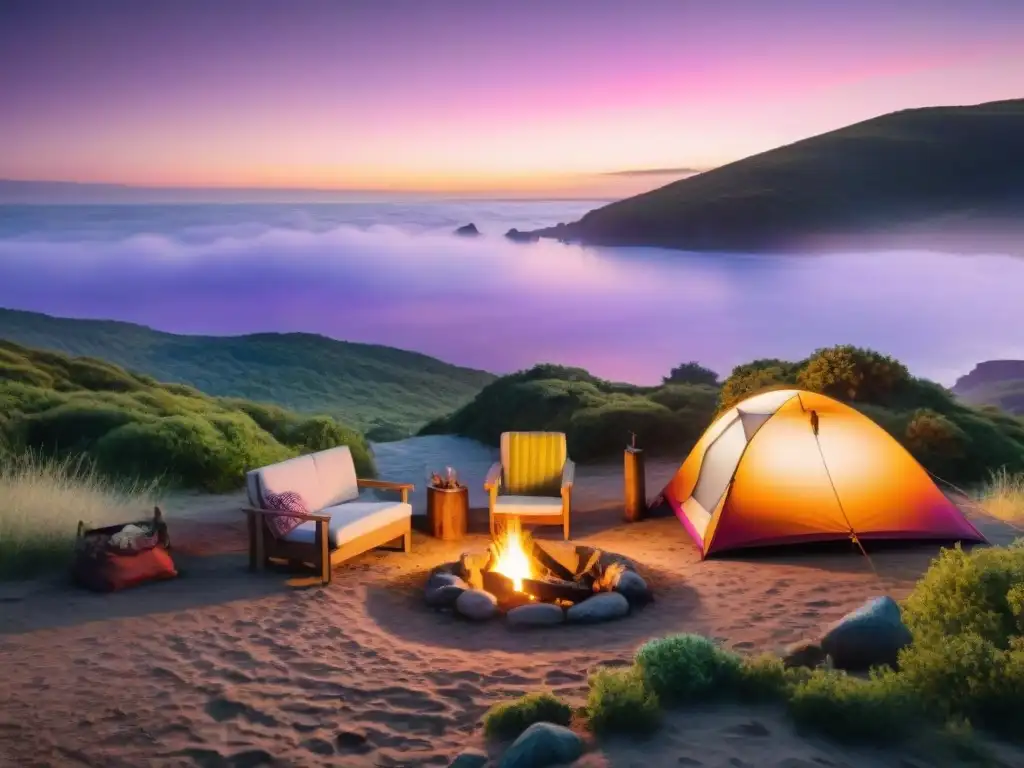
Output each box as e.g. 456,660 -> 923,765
427,485 -> 468,541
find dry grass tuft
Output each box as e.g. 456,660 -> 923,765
975,468 -> 1024,528
0,452 -> 160,580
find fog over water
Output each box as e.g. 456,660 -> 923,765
1,200 -> 1022,385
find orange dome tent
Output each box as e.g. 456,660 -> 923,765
659,389 -> 985,557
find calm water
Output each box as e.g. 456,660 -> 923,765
1,200 -> 1022,386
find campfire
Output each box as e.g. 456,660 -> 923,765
424,523 -> 652,625
468,519 -> 628,610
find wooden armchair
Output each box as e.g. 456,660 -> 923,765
484,431 -> 575,540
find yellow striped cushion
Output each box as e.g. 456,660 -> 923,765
500,432 -> 566,496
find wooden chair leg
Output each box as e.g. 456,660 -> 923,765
253,514 -> 267,571
562,495 -> 571,540
316,519 -> 331,585
403,528 -> 412,553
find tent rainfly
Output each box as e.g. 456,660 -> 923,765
658,389 -> 985,557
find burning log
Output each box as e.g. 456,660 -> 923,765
481,569 -> 594,607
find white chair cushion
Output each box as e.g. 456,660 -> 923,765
493,495 -> 563,516
255,455 -> 324,510
284,501 -> 411,549
312,446 -> 359,507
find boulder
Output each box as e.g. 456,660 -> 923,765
426,583 -> 468,609
454,223 -> 481,237
612,570 -> 652,606
427,571 -> 463,591
819,596 -> 913,671
456,589 -> 499,621
448,748 -> 488,768
507,603 -> 565,628
566,592 -> 629,623
498,722 -> 583,768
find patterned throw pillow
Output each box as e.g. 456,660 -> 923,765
263,490 -> 309,538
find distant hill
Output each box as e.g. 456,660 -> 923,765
526,99 -> 1024,253
0,308 -> 495,437
952,360 -> 1024,414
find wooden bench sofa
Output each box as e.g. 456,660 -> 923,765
243,446 -> 413,584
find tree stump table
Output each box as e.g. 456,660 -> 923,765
427,485 -> 468,541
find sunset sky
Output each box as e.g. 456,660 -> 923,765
2,0 -> 1023,197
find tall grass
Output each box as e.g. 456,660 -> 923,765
0,452 -> 160,580
977,468 -> 1024,528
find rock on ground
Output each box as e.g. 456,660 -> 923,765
566,591 -> 629,623
456,589 -> 499,621
507,602 -> 564,627
499,722 -> 583,768
613,570 -> 652,606
819,595 -> 913,671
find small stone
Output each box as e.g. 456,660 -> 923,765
613,570 -> 651,606
426,583 -> 467,609
499,722 -> 583,768
507,603 -> 564,628
448,748 -> 488,768
782,640 -> 826,669
456,589 -> 499,621
566,592 -> 629,623
427,571 -> 462,591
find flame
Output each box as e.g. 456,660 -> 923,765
491,519 -> 533,592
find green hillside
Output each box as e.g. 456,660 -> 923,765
0,308 -> 495,438
953,360 -> 1024,415
0,339 -> 374,491
528,99 -> 1024,252
422,346 -> 1024,486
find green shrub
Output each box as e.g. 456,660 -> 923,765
787,668 -> 920,743
733,653 -> 812,702
796,345 -> 910,402
663,362 -> 719,386
586,666 -> 661,737
0,342 -> 375,492
635,634 -> 741,706
902,543 -> 1024,649
482,691 -> 573,740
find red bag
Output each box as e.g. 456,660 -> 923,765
72,507 -> 178,592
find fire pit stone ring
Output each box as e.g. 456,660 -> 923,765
423,536 -> 652,627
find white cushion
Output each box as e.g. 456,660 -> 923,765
311,446 -> 359,507
493,495 -> 563,516
255,454 -> 324,509
284,501 -> 411,549
248,446 -> 359,512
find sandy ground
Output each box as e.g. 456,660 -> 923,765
2,437 -> 1022,768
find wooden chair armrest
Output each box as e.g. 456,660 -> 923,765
561,459 -> 576,491
240,506 -> 330,523
484,461 -> 503,491
357,479 -> 415,491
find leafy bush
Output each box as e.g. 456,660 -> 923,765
732,653 -> 812,702
787,668 -> 920,743
586,666 -> 661,737
1,341 -> 375,491
663,362 -> 719,386
482,691 -> 573,740
0,452 -> 159,580
634,634 -> 741,706
796,345 -> 910,402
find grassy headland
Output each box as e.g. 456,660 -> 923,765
421,345 -> 1024,487
525,99 -> 1024,253
0,307 -> 495,439
0,339 -> 374,493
